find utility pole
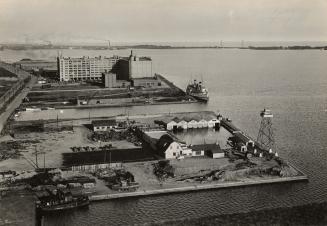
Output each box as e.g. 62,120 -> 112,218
43,152 -> 46,172
34,146 -> 39,169
109,151 -> 111,167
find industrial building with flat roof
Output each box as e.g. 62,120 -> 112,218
58,51 -> 153,83
58,55 -> 121,81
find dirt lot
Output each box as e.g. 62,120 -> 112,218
123,158 -> 231,191
0,125 -> 138,171
122,156 -> 301,192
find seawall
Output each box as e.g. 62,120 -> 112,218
90,175 -> 308,201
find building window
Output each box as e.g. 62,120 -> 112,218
173,153 -> 176,156
195,151 -> 201,155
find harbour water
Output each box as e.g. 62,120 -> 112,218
1,47 -> 327,225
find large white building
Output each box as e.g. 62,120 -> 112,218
58,55 -> 121,81
128,51 -> 153,78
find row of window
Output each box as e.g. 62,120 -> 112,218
95,126 -> 107,130
172,152 -> 194,156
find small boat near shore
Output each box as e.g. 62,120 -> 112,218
35,187 -> 89,212
186,79 -> 209,102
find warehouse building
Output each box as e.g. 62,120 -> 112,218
102,73 -> 131,88
58,51 -> 154,83
58,55 -> 121,81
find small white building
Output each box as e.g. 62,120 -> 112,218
156,134 -> 192,159
166,120 -> 178,131
198,119 -> 208,128
37,79 -> 46,84
191,143 -> 224,158
164,141 -> 183,159
161,141 -> 193,159
177,120 -> 188,130
235,143 -> 247,152
180,143 -> 192,156
188,119 -> 198,129
92,120 -> 117,132
208,119 -> 220,128
234,132 -> 255,147
209,149 -> 225,159
190,144 -> 216,157
191,148 -> 205,157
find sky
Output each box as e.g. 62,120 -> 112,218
0,0 -> 326,44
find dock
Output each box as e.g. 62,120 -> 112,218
90,175 -> 308,201
220,118 -> 242,134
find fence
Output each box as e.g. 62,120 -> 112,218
70,162 -> 123,172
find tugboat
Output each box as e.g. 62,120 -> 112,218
186,79 -> 209,102
35,187 -> 89,212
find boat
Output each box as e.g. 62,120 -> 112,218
186,79 -> 209,102
35,187 -> 89,212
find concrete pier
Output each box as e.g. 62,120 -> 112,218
90,175 -> 308,201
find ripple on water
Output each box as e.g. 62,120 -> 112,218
39,48 -> 327,225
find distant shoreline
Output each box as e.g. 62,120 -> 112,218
0,44 -> 327,51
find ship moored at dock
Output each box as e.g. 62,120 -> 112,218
35,187 -> 89,212
186,79 -> 209,102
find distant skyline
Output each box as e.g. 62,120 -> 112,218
0,0 -> 326,44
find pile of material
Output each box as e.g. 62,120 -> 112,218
70,144 -> 113,153
89,128 -> 140,143
153,160 -> 175,181
93,168 -> 117,180
0,140 -> 39,161
94,168 -> 138,192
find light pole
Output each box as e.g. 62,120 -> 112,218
57,110 -> 64,131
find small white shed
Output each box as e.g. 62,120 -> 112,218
166,121 -> 177,131
208,119 -> 220,128
198,119 -> 208,128
177,120 -> 188,130
188,119 -> 198,129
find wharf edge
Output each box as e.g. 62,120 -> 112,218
89,174 -> 308,202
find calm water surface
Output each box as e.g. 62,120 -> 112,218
1,48 -> 327,225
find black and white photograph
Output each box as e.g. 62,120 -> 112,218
0,0 -> 326,225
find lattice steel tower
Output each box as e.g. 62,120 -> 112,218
257,109 -> 275,150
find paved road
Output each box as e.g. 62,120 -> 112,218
0,74 -> 37,134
